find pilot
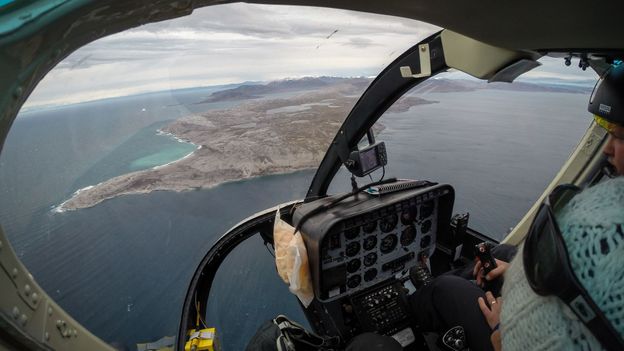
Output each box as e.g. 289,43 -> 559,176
413,63 -> 624,351
592,65 -> 624,177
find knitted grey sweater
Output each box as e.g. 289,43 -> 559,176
501,177 -> 624,350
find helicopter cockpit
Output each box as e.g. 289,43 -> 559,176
1,1 -> 623,351
176,30 -> 616,350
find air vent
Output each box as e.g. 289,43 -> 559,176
365,179 -> 436,196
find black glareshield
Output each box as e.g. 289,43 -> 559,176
523,186 -> 624,351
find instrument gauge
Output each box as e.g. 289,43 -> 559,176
363,236 -> 377,251
380,234 -> 398,253
344,226 -> 360,240
400,225 -> 416,246
401,205 -> 418,225
363,220 -> 377,233
347,259 -> 361,273
364,252 -> 378,267
346,242 -> 361,257
347,275 -> 362,289
420,201 -> 434,219
379,213 -> 398,233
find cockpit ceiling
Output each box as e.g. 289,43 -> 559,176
245,0 -> 623,51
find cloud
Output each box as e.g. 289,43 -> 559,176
22,3 -> 597,109
24,4 -> 440,108
344,37 -> 377,48
517,56 -> 597,82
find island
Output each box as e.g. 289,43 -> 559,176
57,77 -> 437,211
56,75 -> 590,211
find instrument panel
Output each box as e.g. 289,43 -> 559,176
322,197 -> 439,298
293,182 -> 454,302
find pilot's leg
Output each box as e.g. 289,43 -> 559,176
409,275 -> 494,351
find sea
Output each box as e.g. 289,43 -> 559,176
0,85 -> 591,350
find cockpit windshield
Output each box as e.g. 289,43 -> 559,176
0,4 -> 438,349
330,61 -> 596,238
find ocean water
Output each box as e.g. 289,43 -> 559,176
0,86 -> 591,350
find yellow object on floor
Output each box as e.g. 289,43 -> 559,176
184,328 -> 220,351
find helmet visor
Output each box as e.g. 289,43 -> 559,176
594,114 -> 618,132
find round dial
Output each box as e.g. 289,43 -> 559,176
364,268 -> 378,282
347,275 -> 362,289
420,235 -> 431,248
421,219 -> 432,234
380,234 -> 398,253
400,225 -> 416,246
347,258 -> 361,273
363,220 -> 377,233
363,236 -> 377,251
346,242 -> 361,257
401,205 -> 417,225
364,252 -> 378,267
379,213 -> 398,233
420,201 -> 434,219
344,226 -> 360,240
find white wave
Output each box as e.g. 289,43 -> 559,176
155,129 -> 196,146
152,148 -> 197,170
51,184 -> 97,213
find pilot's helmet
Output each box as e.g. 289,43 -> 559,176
589,63 -> 624,130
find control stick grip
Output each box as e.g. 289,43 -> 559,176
474,242 -> 497,275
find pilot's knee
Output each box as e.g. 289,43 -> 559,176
410,275 -> 475,309
429,275 -> 482,303
431,274 -> 470,290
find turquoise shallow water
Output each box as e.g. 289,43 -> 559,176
66,119 -> 197,193
129,135 -> 196,170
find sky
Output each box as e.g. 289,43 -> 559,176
23,3 -> 597,109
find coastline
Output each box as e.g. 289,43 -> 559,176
54,129 -> 201,213
53,162 -> 319,212
152,147 -> 199,171
53,83 -> 437,212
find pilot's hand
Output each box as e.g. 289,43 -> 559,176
473,258 -> 509,287
478,291 -> 502,330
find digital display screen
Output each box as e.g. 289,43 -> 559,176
360,147 -> 379,172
